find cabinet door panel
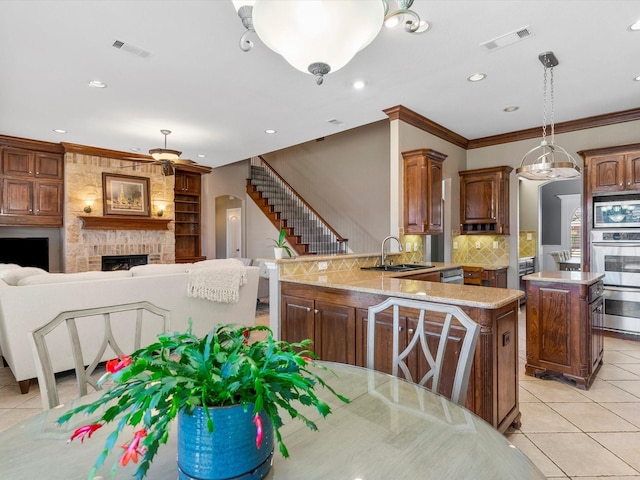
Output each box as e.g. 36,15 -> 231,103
539,287 -> 571,366
462,176 -> 496,222
404,156 -> 425,233
357,308 -> 406,376
496,306 -> 518,422
2,148 -> 32,177
314,301 -> 355,364
427,160 -> 443,233
590,155 -> 625,192
626,155 -> 640,190
36,182 -> 63,215
591,296 -> 604,371
2,179 -> 33,214
35,153 -> 63,179
281,295 -> 315,347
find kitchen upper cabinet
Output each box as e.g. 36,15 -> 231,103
0,144 -> 64,227
587,153 -> 640,193
459,165 -> 512,235
402,149 -> 447,235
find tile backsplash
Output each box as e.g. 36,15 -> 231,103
451,232 -> 509,265
519,230 -> 537,258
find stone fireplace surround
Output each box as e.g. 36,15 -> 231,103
63,149 -> 176,273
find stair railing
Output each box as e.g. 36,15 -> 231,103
249,156 -> 348,255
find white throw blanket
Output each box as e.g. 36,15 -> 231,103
186,259 -> 248,303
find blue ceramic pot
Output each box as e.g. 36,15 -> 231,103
177,404 -> 274,480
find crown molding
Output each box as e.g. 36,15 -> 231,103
467,107 -> 640,149
0,134 -> 64,154
383,105 -> 469,149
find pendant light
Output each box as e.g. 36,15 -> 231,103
149,129 -> 181,162
516,52 -> 581,181
232,1 -> 424,85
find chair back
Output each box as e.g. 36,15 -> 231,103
367,297 -> 480,406
29,301 -> 170,410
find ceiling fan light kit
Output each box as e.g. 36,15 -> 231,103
149,129 -> 182,162
232,0 -> 423,85
516,51 -> 581,181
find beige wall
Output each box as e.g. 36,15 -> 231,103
262,120 -> 391,253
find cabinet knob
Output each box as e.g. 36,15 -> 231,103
314,309 -> 319,314
306,307 -> 311,312
628,181 -> 631,186
398,326 -> 403,332
408,328 -> 414,334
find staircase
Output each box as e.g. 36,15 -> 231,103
246,157 -> 348,256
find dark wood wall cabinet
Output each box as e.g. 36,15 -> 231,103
459,165 -> 512,235
402,148 -> 447,235
174,168 -> 205,263
579,143 -> 640,270
525,276 -> 604,389
0,140 -> 64,227
280,281 -> 521,433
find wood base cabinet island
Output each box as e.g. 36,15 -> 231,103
524,271 -> 605,389
280,281 -> 521,433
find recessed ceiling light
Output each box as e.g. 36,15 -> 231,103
414,20 -> 431,33
130,147 -> 140,152
88,80 -> 107,88
52,129 -> 66,134
634,75 -> 640,82
265,129 -> 276,134
197,154 -> 206,158
629,19 -> 640,31
467,73 -> 486,82
352,79 -> 366,89
503,106 -> 519,112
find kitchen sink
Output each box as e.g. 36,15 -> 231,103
361,263 -> 434,272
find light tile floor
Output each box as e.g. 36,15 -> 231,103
1,310 -> 639,479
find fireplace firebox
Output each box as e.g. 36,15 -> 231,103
102,255 -> 148,271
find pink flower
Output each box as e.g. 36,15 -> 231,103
253,413 -> 263,449
68,423 -> 103,443
119,429 -> 147,466
106,356 -> 132,374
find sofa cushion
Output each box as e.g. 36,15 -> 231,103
0,263 -> 21,272
17,270 -> 132,286
190,259 -> 245,270
1,267 -> 49,286
129,263 -> 191,277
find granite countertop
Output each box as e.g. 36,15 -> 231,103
280,264 -> 523,309
522,270 -> 605,285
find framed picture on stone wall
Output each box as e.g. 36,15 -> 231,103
102,173 -> 150,217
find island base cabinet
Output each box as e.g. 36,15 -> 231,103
281,294 -> 356,365
525,280 -> 604,389
280,282 -> 520,433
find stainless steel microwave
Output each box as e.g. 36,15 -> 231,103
593,198 -> 640,228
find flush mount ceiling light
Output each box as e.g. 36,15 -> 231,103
467,73 -> 486,82
516,51 -> 581,181
232,0 -> 423,85
149,129 -> 182,162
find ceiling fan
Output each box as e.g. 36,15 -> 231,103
121,129 -> 195,176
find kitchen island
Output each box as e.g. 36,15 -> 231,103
524,270 -> 605,389
274,257 -> 523,433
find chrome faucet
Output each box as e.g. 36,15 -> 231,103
381,235 -> 403,266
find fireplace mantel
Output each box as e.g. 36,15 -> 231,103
79,216 -> 171,230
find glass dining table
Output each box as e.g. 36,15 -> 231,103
0,362 -> 545,479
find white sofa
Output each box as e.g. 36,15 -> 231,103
0,261 -> 259,393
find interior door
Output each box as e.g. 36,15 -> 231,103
226,207 -> 242,258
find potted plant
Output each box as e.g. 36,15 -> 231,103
58,323 -> 349,480
270,228 -> 292,259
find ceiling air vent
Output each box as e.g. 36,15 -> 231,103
112,39 -> 151,58
328,119 -> 345,127
481,26 -> 533,51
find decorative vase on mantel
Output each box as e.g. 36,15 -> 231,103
177,404 -> 274,480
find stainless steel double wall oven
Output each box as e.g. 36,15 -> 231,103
591,196 -> 640,335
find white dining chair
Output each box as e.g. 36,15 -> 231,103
367,297 -> 480,406
29,301 -> 170,410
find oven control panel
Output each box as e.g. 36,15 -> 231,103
592,231 -> 640,242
